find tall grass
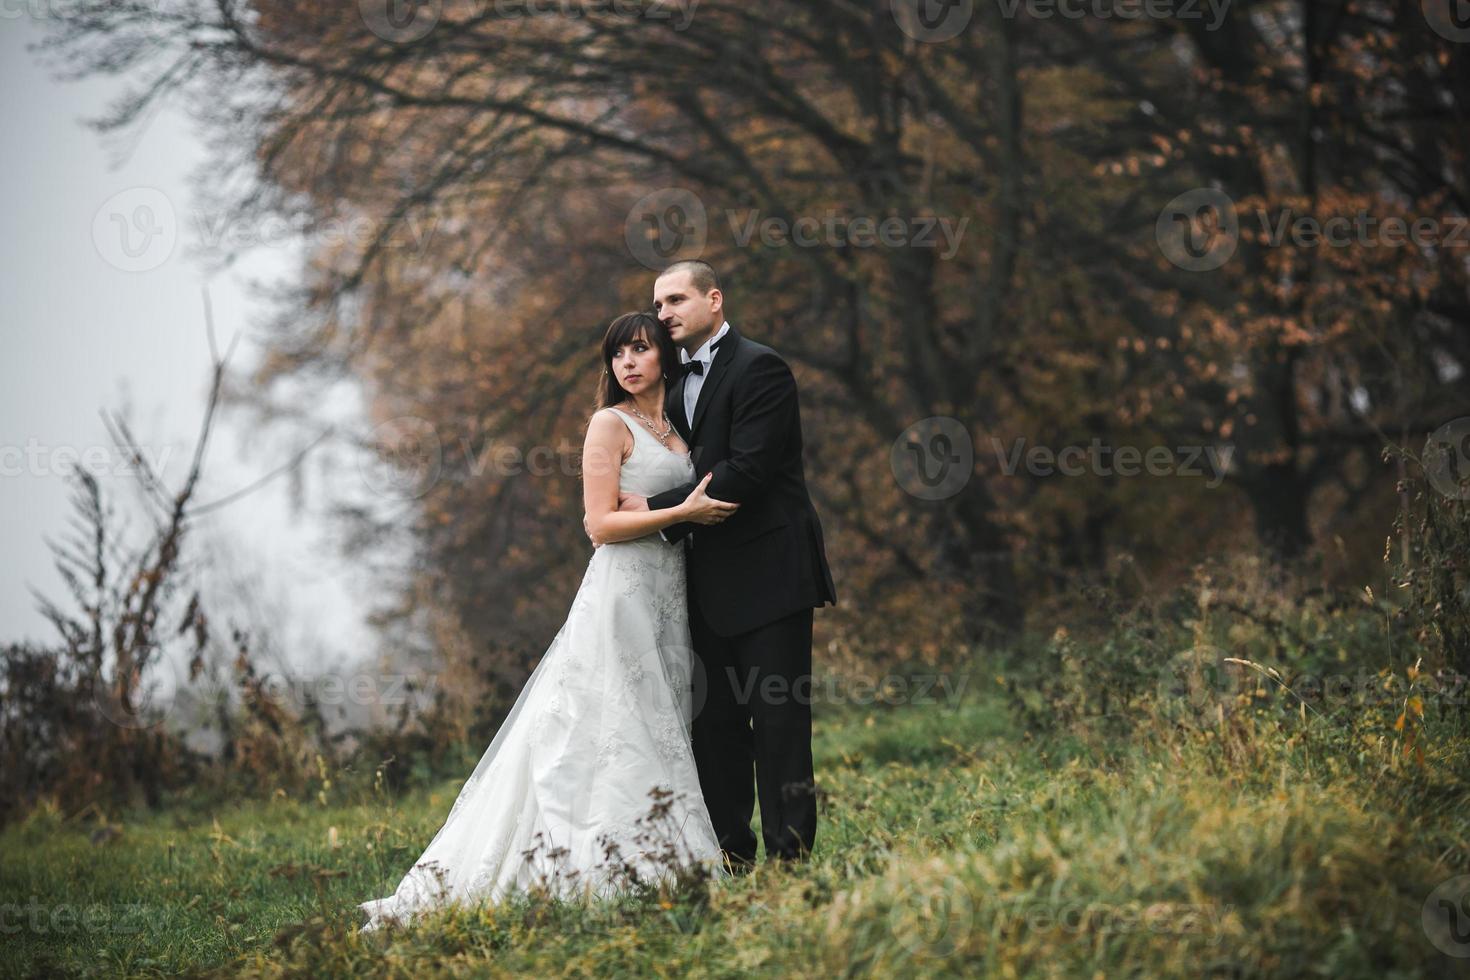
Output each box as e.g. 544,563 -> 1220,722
5,471 -> 1466,977
4,672 -> 1465,977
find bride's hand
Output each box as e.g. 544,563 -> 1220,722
583,513 -> 604,548
680,473 -> 739,525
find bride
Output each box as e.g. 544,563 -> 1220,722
359,312 -> 740,931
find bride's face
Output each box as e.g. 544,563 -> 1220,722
611,329 -> 664,399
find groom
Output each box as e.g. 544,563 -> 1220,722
611,259 -> 837,867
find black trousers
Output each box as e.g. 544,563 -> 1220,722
688,600 -> 816,864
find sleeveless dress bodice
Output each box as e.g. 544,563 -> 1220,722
604,406 -> 695,501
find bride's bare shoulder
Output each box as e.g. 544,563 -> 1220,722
588,406 -> 628,432
585,408 -> 632,461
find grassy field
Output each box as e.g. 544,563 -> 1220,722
3,680 -> 1467,978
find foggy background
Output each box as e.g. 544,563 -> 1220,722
2,17 -> 381,676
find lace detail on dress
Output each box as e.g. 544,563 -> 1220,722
594,728 -> 627,771
653,714 -> 686,764
619,554 -> 657,595
652,585 -> 683,637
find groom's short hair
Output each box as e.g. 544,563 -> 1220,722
661,259 -> 719,296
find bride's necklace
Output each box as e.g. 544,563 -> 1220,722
627,403 -> 675,448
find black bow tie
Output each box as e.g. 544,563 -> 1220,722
681,335 -> 725,377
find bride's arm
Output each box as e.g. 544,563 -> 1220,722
583,411 -> 734,545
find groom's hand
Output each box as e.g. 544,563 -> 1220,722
617,493 -> 648,512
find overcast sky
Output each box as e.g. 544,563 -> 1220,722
2,17 -> 383,676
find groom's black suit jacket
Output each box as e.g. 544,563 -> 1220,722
647,325 -> 837,637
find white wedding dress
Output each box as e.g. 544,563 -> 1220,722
359,408 -> 725,931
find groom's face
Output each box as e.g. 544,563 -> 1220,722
653,271 -> 721,352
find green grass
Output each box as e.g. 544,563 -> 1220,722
3,687 -> 1466,978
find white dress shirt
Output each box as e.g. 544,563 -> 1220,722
661,321 -> 730,547
680,320 -> 731,426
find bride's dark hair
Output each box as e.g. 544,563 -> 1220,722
596,312 -> 679,410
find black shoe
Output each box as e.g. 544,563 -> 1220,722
723,852 -> 756,876
768,848 -> 811,867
